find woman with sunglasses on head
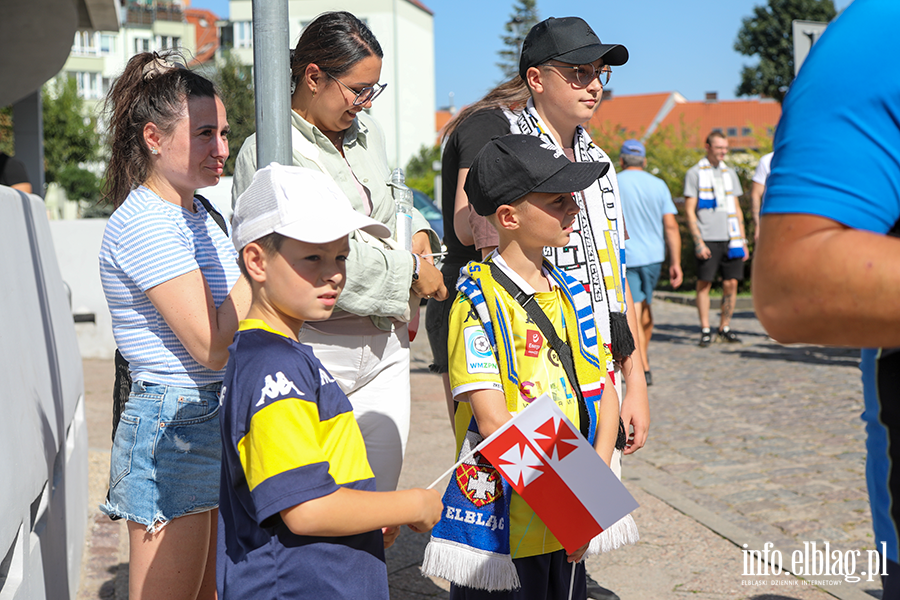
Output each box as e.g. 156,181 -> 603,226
233,11 -> 447,498
99,52 -> 250,600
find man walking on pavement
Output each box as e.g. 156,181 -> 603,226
618,139 -> 682,385
683,131 -> 748,347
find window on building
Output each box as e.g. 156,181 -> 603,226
134,37 -> 150,54
711,128 -> 723,135
234,21 -> 252,48
155,35 -> 182,50
73,72 -> 104,100
726,127 -> 738,137
72,31 -> 98,55
741,127 -> 752,137
100,34 -> 116,54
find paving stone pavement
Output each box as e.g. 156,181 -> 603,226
77,300 -> 882,599
637,300 -> 871,552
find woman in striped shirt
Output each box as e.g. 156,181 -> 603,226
98,52 -> 249,600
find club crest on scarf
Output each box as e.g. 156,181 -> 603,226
456,451 -> 503,508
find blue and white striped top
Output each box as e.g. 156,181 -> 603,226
99,186 -> 240,387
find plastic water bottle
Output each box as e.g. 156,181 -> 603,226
391,167 -> 414,251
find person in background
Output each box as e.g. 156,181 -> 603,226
617,139 -> 682,386
0,151 -> 32,193
750,151 -> 773,242
232,11 -> 447,493
98,52 -> 250,600
683,131 -> 747,347
753,0 -> 900,594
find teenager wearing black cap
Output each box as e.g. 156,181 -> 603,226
426,18 -> 644,586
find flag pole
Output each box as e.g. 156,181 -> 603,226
426,445 -> 479,490
567,561 -> 576,600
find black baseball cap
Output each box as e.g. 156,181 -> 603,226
465,134 -> 609,217
519,17 -> 629,79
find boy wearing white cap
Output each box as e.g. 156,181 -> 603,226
217,164 -> 442,599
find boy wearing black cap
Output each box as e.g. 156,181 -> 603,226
426,135 -> 621,599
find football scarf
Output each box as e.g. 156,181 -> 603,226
421,259 -> 604,591
696,157 -> 745,259
504,99 -> 634,365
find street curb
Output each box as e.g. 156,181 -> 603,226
626,458 -> 876,600
653,290 -> 755,311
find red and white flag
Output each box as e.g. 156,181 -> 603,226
475,394 -> 639,553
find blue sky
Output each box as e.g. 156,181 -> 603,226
188,0 -> 852,108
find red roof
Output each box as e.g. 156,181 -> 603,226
590,92 -> 676,139
658,98 -> 781,150
435,109 -> 453,141
185,8 -> 220,65
588,91 -> 780,151
406,0 -> 434,15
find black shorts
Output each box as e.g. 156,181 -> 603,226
696,241 -> 745,282
449,549 -> 586,600
425,270 -> 461,373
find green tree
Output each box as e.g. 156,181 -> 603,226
212,50 -> 256,176
42,76 -> 102,201
0,105 -> 12,156
734,0 -> 836,103
404,144 -> 441,199
497,0 -> 539,80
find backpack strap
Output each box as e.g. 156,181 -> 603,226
195,193 -> 228,236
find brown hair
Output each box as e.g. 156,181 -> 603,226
238,232 -> 286,279
706,130 -> 727,146
291,12 -> 382,87
102,52 -> 218,207
441,76 -> 531,141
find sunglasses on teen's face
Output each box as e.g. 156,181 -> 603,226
543,63 -> 612,87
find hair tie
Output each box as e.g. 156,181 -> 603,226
142,57 -> 177,81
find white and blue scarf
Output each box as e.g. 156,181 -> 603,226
697,157 -> 745,259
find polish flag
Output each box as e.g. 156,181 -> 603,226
475,394 -> 639,553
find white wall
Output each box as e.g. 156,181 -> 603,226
0,188 -> 88,600
49,219 -> 116,359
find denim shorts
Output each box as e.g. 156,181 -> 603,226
101,380 -> 222,530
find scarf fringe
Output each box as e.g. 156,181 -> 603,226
587,514 -> 640,555
421,537 -> 520,591
609,311 -> 635,362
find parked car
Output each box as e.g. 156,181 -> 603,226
412,189 -> 443,241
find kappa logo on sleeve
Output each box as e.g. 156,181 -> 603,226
319,368 -> 335,385
256,371 -> 304,406
464,326 -> 498,374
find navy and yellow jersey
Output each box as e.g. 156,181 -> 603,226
217,319 -> 388,600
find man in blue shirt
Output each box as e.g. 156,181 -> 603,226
618,140 -> 682,386
753,0 -> 900,594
